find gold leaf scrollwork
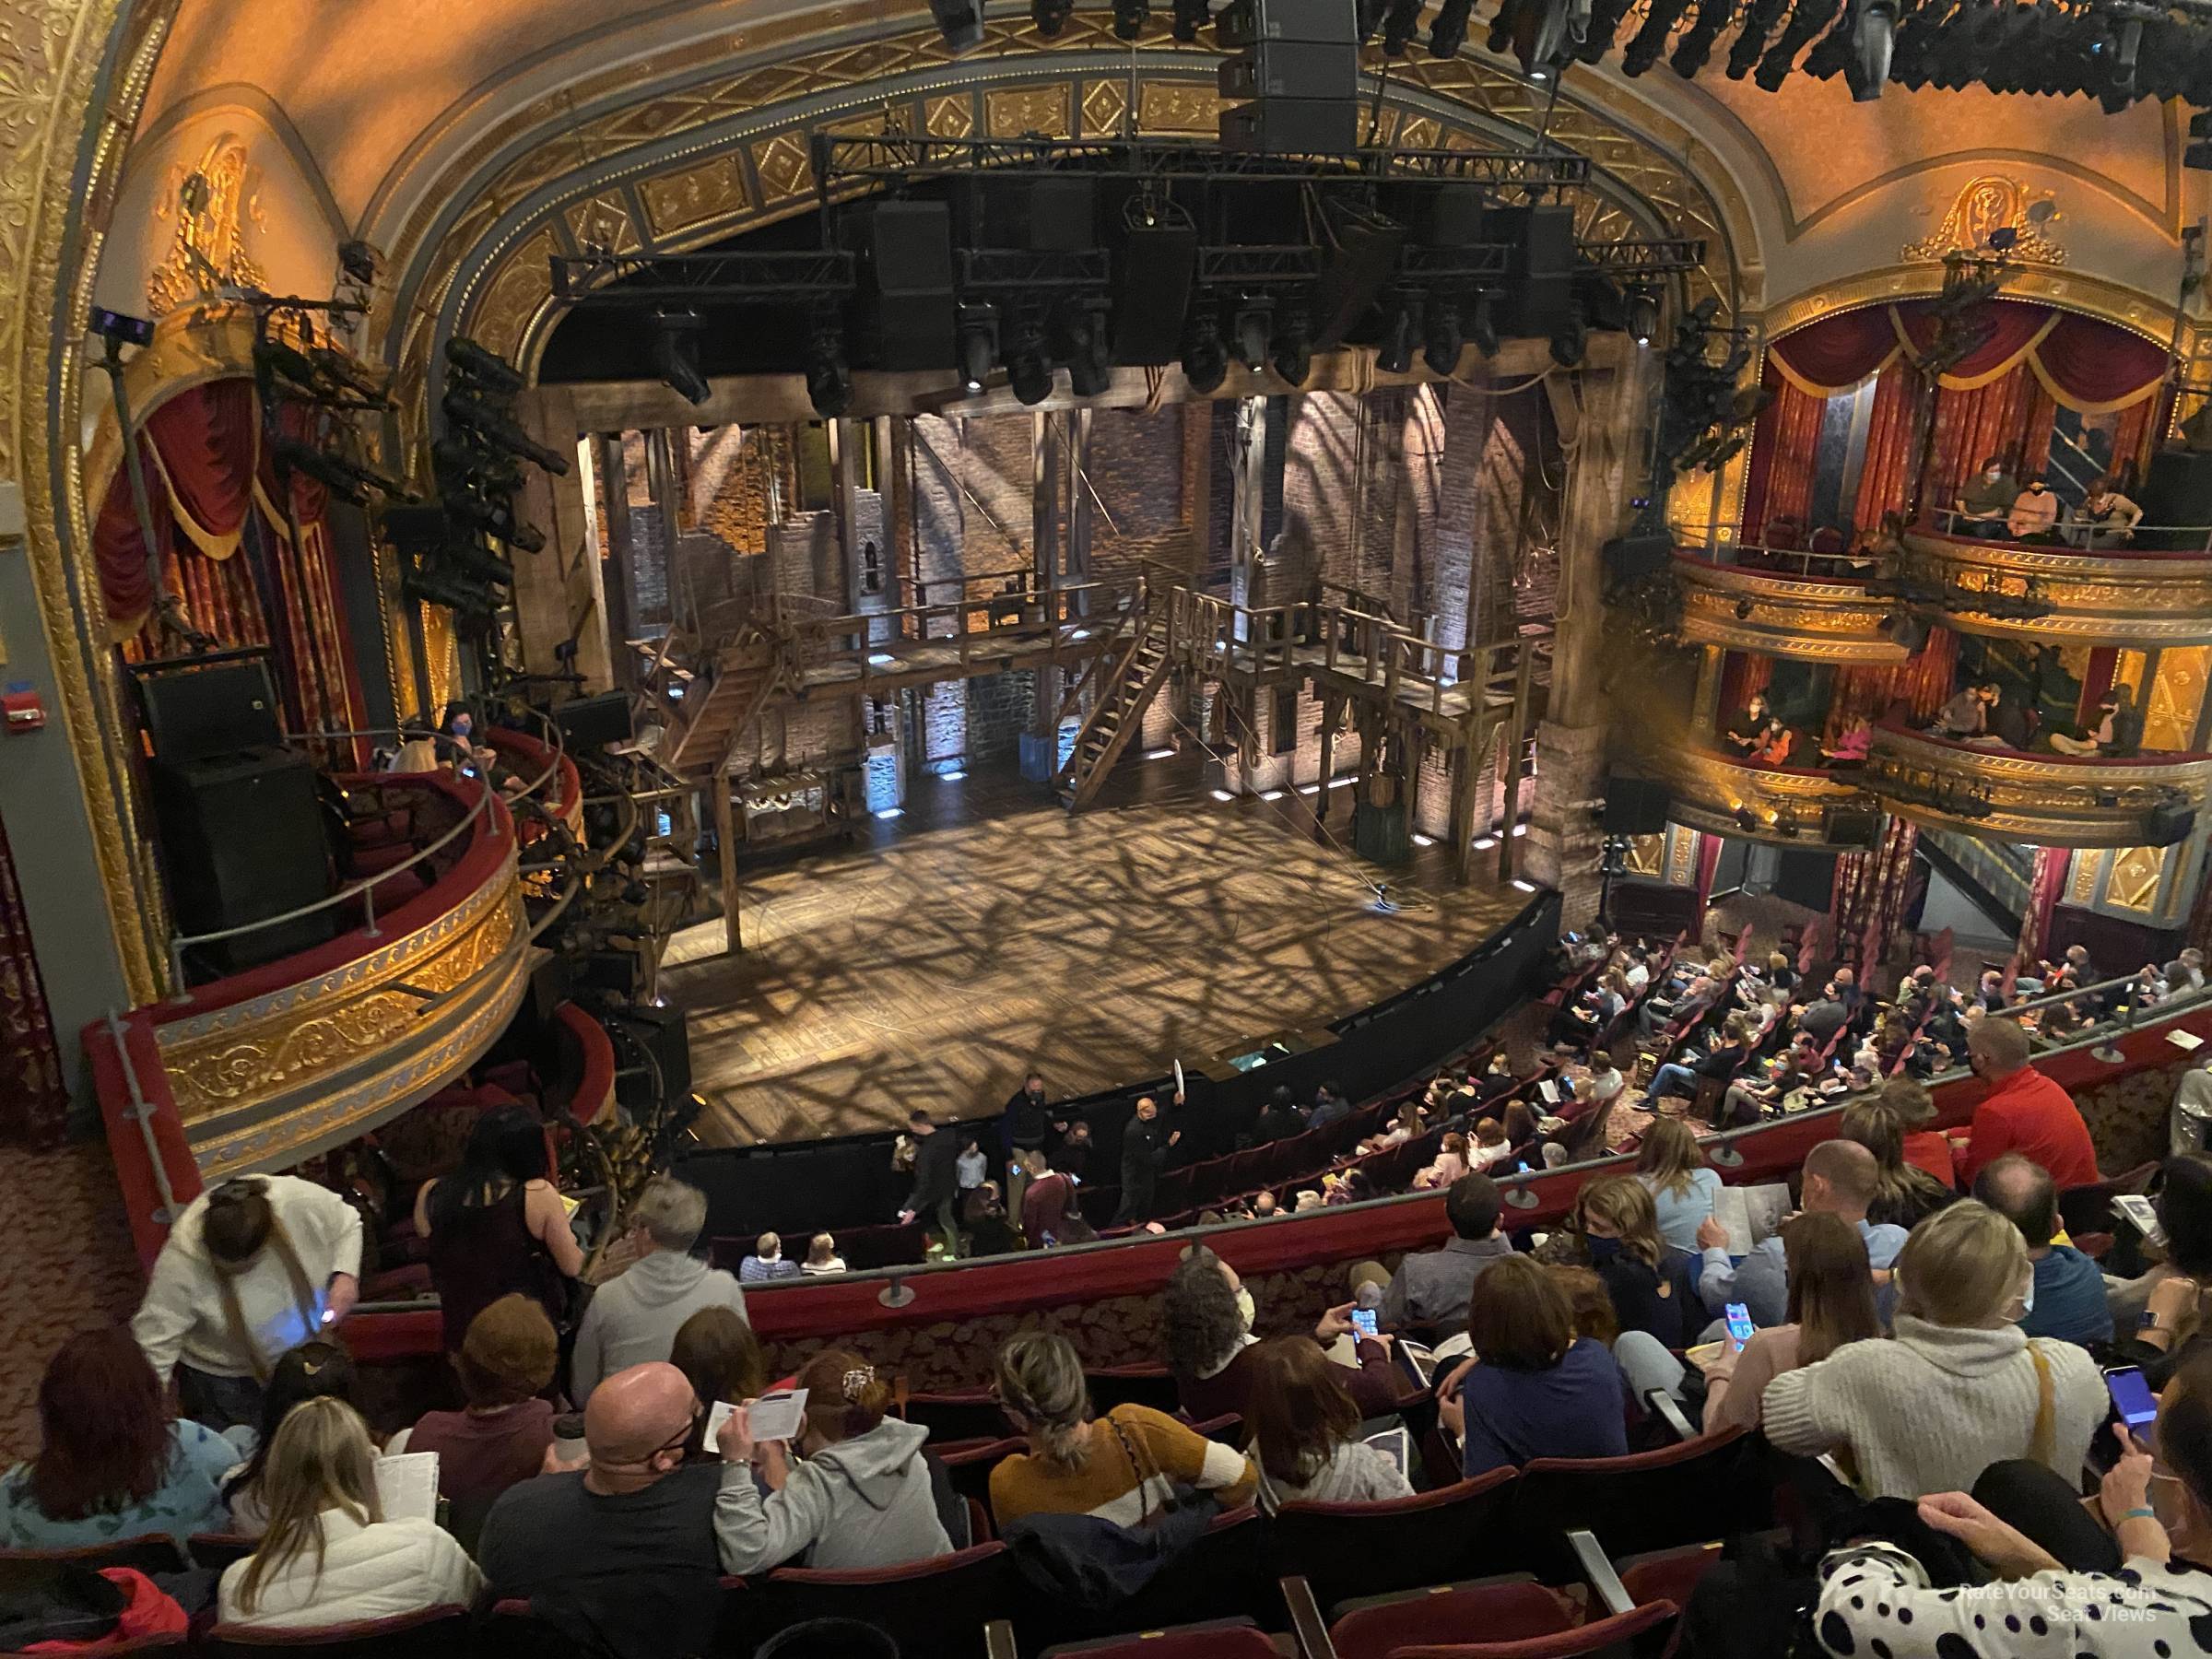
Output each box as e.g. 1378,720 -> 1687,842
1901,176 -> 2065,266
147,133 -> 267,316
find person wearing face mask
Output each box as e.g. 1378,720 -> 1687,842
2007,473 -> 2061,542
1572,1176 -> 1706,1348
1952,1015 -> 2100,1191
1954,455 -> 2020,538
1164,1246 -> 1406,1422
1760,1201 -> 2104,1500
1806,1347 -> 2212,1658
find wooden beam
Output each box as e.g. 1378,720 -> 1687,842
713,765 -> 742,957
1453,727 -> 1485,884
1313,691 -> 1342,841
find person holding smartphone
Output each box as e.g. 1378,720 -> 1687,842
1699,1215 -> 1880,1435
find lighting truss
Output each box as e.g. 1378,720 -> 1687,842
1576,238 -> 1708,276
1194,245 -> 1326,288
956,249 -> 1114,292
550,250 -> 857,305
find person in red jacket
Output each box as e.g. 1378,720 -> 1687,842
1953,1016 -> 2100,1192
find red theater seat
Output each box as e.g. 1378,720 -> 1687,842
1039,1616 -> 1280,1658
200,1604 -> 474,1657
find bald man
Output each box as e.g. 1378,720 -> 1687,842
477,1362 -> 735,1659
1694,1140 -> 1908,1327
1955,1016 -> 2099,1191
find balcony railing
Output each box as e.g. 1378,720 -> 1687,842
1671,545 -> 1906,664
1864,720 -> 2212,847
1895,525 -> 2212,645
1646,746 -> 1882,845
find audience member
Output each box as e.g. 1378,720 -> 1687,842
988,1333 -> 1256,1525
2006,472 -> 2060,540
1002,1070 -> 1063,1175
1241,1338 -> 1413,1510
1309,1081 -> 1353,1132
1760,1200 -> 2104,1498
1017,1149 -> 1079,1246
386,1295 -> 559,1543
1546,1263 -> 1692,1407
801,1233 -> 845,1277
0,1327 -> 235,1548
1647,1013 -> 1759,1103
963,1185 -> 1023,1256
740,1231 -> 803,1282
2123,1151 -> 2212,1384
1412,1131 -> 1473,1192
1466,1117 -> 1513,1171
669,1307 -> 771,1443
1695,1140 -> 1906,1327
2071,473 -> 2143,547
217,1398 -> 481,1629
2166,947 -> 2207,994
1953,455 -> 2019,536
1880,1077 -> 1958,1184
221,1340 -> 361,1536
1380,1173 -> 1515,1333
1437,1256 -> 1632,1477
1050,1121 -> 1095,1182
1955,1016 -> 2099,1190
897,1109 -> 964,1256
956,1135 -> 989,1193
416,1106 -> 582,1357
712,1350 -> 950,1574
1839,1102 -> 1958,1230
1698,1214 -> 1878,1435
1635,1118 -> 1723,1251
477,1362 -> 735,1659
1796,986 -> 1852,1047
572,1176 -> 747,1404
1972,1153 -> 2112,1347
1253,1087 -> 1307,1145
1574,1176 -> 1705,1347
132,1174 -> 364,1431
1112,1093 -> 1182,1227
1168,1247 -> 1403,1421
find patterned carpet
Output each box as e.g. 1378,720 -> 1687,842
0,1142 -> 147,1462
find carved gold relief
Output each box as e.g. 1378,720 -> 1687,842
1674,562 -> 1907,662
1665,826 -> 1699,887
1864,728 -> 2212,848
985,85 -> 1072,140
2146,646 -> 2210,753
1080,78 -> 1129,138
1899,533 -> 2212,645
924,92 -> 975,138
639,158 -> 751,240
469,227 -> 562,363
564,192 -> 641,256
1901,176 -> 2065,265
1137,78 -> 1223,135
2105,843 -> 2168,914
147,133 -> 266,316
750,133 -> 813,203
1624,833 -> 1665,877
2066,847 -> 2105,905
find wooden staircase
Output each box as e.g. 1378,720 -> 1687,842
1056,613 -> 1173,811
662,647 -> 782,777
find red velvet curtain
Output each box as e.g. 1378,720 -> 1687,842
1693,832 -> 1724,920
1822,629 -> 1958,742
1924,361 -> 2058,512
1830,814 -> 1919,973
2019,845 -> 2070,962
1768,306 -> 1905,394
1716,652 -> 1774,727
1849,362 -> 1918,535
1743,365 -> 1825,539
255,401 -> 366,743
0,809 -> 68,1150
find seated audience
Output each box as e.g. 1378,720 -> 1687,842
1955,1016 -> 2100,1190
1761,1200 -> 2104,1498
1880,1077 -> 1958,1184
739,1231 -> 803,1282
1380,1173 -> 1516,1334
478,1362 -> 735,1659
801,1233 -> 845,1277
1465,1117 -> 1513,1171
0,1327 -> 236,1548
132,1173 -> 364,1431
1241,1338 -> 1414,1510
386,1294 -> 559,1539
712,1350 -> 951,1574
1635,1118 -> 1723,1251
217,1397 -> 482,1629
1438,1256 -> 1632,1477
1169,1246 -> 1404,1420
572,1176 -> 747,1404
1839,1101 -> 1958,1230
988,1332 -> 1256,1525
670,1306 -> 771,1442
1699,1213 -> 1878,1435
222,1339 -> 362,1536
1647,1012 -> 1759,1103
1412,1131 -> 1472,1191
2071,473 -> 2143,547
1050,1120 -> 1094,1181
1696,1140 -> 1906,1327
416,1105 -> 583,1358
2050,685 -> 2144,759
1973,1153 -> 2112,1347
1574,1175 -> 1705,1348
962,1185 -> 1023,1257
2006,472 -> 2060,540
1953,455 -> 2019,537
1253,1087 -> 1307,1145
1548,1264 -> 1692,1407
1810,1347 -> 2212,1658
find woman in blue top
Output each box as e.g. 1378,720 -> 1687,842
1438,1255 -> 1632,1477
0,1327 -> 234,1548
1634,1118 -> 1723,1252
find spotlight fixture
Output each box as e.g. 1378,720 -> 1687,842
806,318 -> 851,418
1549,301 -> 1587,369
1425,299 -> 1465,376
1376,296 -> 1421,375
1624,285 -> 1661,347
1031,0 -> 1074,33
926,0 -> 983,49
1734,805 -> 1759,832
1182,313 -> 1230,393
1467,289 -> 1500,359
1230,297 -> 1275,369
1171,0 -> 1210,39
1006,316 -> 1054,406
955,302 -> 999,395
1112,0 -> 1150,38
652,309 -> 710,406
1056,299 -> 1114,398
1269,308 -> 1312,387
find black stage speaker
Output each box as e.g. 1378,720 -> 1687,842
2147,797 -> 2197,846
1218,39 -> 1360,98
552,690 -> 634,751
608,1002 -> 692,1112
1490,204 -> 1577,338
1602,773 -> 1672,834
1112,223 -> 1199,365
1824,802 -> 1884,848
1603,532 -> 1675,582
1310,200 -> 1408,348
151,746 -> 333,974
845,202 -> 956,371
2136,447 -> 2212,549
1218,0 -> 1359,156
1009,178 -> 1096,253
1218,99 -> 1359,154
130,649 -> 285,765
1418,182 -> 1488,248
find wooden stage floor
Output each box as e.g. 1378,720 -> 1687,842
661,759 -> 1529,1147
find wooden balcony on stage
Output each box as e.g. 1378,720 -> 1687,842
1863,721 -> 2212,847
1646,747 -> 1881,847
1672,547 -> 1907,664
1897,529 -> 2212,645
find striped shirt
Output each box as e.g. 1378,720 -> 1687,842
988,1405 -> 1257,1529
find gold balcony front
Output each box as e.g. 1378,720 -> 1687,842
1898,531 -> 2212,646
1648,747 -> 1883,847
1672,551 -> 1907,663
1864,724 -> 2212,848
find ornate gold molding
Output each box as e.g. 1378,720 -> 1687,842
1899,531 -> 2212,646
1865,725 -> 2212,848
1674,556 -> 1908,663
1901,176 -> 2065,266
1646,746 -> 1878,846
1762,263 -> 2185,353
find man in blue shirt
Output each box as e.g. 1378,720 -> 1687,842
1695,1140 -> 1907,1328
1972,1151 -> 2113,1347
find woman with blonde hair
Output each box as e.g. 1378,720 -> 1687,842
1634,1118 -> 1722,1251
1879,1076 -> 1957,1185
1413,1131 -> 1472,1192
1839,1100 -> 1957,1230
218,1397 -> 481,1628
1700,1213 -> 1880,1433
1761,1200 -> 2105,1498
1574,1176 -> 1704,1347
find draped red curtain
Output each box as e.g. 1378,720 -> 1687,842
1767,306 -> 1904,394
255,401 -> 366,743
2018,846 -> 2071,962
1823,629 -> 1958,742
1715,652 -> 1774,727
0,809 -> 67,1150
1924,362 -> 2059,513
1849,361 -> 1918,535
1742,365 -> 1825,539
1830,815 -> 1919,974
1693,832 -> 1724,919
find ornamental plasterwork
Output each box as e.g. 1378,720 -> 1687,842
1900,174 -> 2065,265
147,133 -> 267,316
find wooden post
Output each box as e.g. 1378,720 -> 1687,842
714,762 -> 742,956
1498,646 -> 1535,883
1314,692 -> 1342,840
1453,726 -> 1486,883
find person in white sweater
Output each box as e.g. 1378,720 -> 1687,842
132,1176 -> 364,1432
1241,1338 -> 1413,1512
1762,1200 -> 2104,1500
218,1397 -> 481,1630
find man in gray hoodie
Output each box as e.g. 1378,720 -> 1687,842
571,1176 -> 747,1404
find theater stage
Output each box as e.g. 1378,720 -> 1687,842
661,759 -> 1528,1147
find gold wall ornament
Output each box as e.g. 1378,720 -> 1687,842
1643,746 -> 1880,848
1901,176 -> 2065,266
2105,843 -> 2169,914
2066,846 -> 2105,906
146,133 -> 266,315
1897,531 -> 2212,646
1672,557 -> 1908,663
1863,726 -> 2212,848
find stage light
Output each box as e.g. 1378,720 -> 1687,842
1668,0 -> 1732,74
1261,788 -> 1287,801
1550,303 -> 1587,369
956,302 -> 998,394
1031,0 -> 1073,33
806,323 -> 851,418
1846,0 -> 1897,99
875,806 -> 905,820
1468,290 -> 1500,358
1727,0 -> 1790,76
1376,297 -> 1420,374
652,310 -> 710,405
446,338 -> 524,396
1474,835 -> 1498,850
939,769 -> 968,781
1006,318 -> 1054,406
1512,878 -> 1537,892
927,0 -> 982,49
1057,300 -> 1113,399
1429,0 -> 1475,56
1210,788 -> 1237,803
1381,0 -> 1423,53
1622,0 -> 1693,73
1144,747 -> 1176,760
1413,833 -> 1436,847
1171,0 -> 1210,39
1182,313 -> 1230,393
1112,0 -> 1150,38
1270,309 -> 1312,387
1624,286 -> 1661,347
1231,298 -> 1274,370
1425,300 -> 1465,376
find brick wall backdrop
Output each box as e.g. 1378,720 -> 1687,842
966,670 -> 1037,766
1086,406 -> 1195,587
955,414 -> 1035,576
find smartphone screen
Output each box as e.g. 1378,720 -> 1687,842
2107,1366 -> 2159,1431
1350,1308 -> 1379,1338
1724,1302 -> 1756,1349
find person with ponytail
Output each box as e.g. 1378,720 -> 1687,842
219,1340 -> 362,1535
132,1174 -> 364,1431
711,1348 -> 951,1574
